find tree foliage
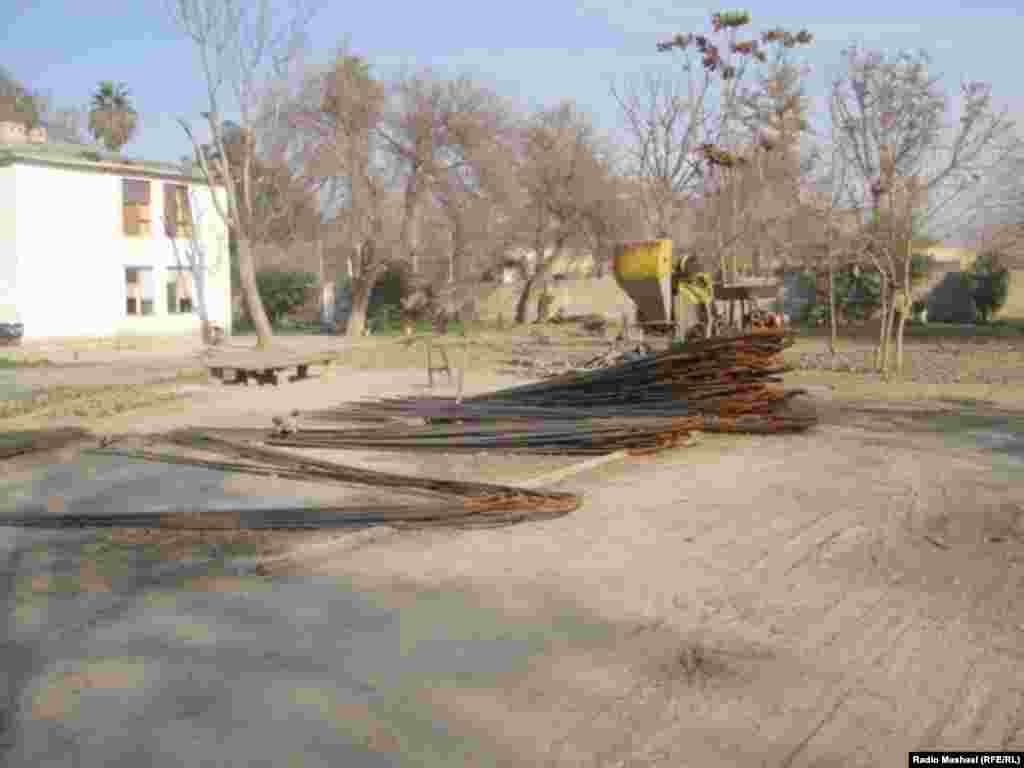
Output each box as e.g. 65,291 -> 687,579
804,266 -> 882,326
0,67 -> 42,127
254,269 -> 317,325
88,81 -> 138,152
967,251 -> 1010,323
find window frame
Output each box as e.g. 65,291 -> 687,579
122,178 -> 152,238
165,265 -> 195,315
163,183 -> 194,240
125,266 -> 156,316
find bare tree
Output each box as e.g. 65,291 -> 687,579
833,45 -> 1019,375
654,12 -> 814,283
0,67 -> 87,143
165,187 -> 229,342
0,67 -> 43,126
789,90 -> 863,357
168,0 -> 321,349
510,100 -> 623,323
293,50 -> 394,338
611,71 -> 705,240
962,147 -> 1024,254
426,78 -> 520,286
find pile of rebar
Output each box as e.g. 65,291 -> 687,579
278,331 -> 816,455
4,431 -> 581,531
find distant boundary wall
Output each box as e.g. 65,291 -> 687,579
477,276 -> 638,324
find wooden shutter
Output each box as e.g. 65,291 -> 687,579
164,184 -> 178,237
123,205 -> 139,236
177,186 -> 193,238
123,179 -> 150,236
123,179 -> 150,204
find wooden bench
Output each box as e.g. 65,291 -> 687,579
207,356 -> 335,387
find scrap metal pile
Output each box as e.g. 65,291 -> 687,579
7,431 -> 580,531
275,331 -> 816,456
2,332 -> 815,532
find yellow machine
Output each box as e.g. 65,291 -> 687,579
612,239 -> 780,340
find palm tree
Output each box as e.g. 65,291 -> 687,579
88,81 -> 138,153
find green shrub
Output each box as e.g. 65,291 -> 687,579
910,252 -> 934,283
368,267 -> 406,319
367,304 -> 403,335
968,251 -> 1010,323
254,269 -> 317,325
800,266 -> 882,327
928,272 -> 978,324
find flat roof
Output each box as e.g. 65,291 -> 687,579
0,140 -> 216,184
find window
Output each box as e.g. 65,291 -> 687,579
163,183 -> 194,239
123,179 -> 152,237
125,267 -> 155,316
166,266 -> 195,314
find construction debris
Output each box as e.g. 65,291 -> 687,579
1,331 -> 816,532
275,330 -> 815,455
4,431 -> 581,531
575,343 -> 654,371
272,410 -> 301,436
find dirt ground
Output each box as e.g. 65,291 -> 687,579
256,398 -> 1023,765
3,330 -> 1024,764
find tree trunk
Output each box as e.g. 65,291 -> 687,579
191,265 -> 212,344
875,272 -> 888,371
593,241 -> 608,278
346,275 -> 374,338
895,309 -> 907,377
401,169 -> 421,275
516,241 -> 557,325
895,254 -> 913,376
828,259 -> 838,360
886,301 -> 898,374
515,273 -> 542,324
235,237 -> 274,349
881,296 -> 897,378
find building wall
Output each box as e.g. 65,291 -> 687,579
12,164 -> 231,339
997,269 -> 1024,320
477,275 -> 637,324
0,166 -> 15,308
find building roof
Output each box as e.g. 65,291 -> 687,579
0,139 -> 213,184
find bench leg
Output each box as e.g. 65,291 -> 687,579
296,364 -> 309,380
426,342 -> 434,389
438,347 -> 453,382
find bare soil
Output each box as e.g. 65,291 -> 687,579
272,401 -> 1024,764
4,330 -> 1024,764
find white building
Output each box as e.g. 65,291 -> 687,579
0,122 -> 231,340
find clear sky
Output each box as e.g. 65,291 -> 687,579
3,0 -> 1022,166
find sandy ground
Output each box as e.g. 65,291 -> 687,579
262,400 -> 1024,766
2,333 -> 1024,765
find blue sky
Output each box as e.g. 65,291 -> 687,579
3,0 -> 1022,165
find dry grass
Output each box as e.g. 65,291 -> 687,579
0,354 -> 53,368
0,382 -> 189,425
325,326 -> 609,373
787,369 -> 1024,409
783,333 -> 1024,409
